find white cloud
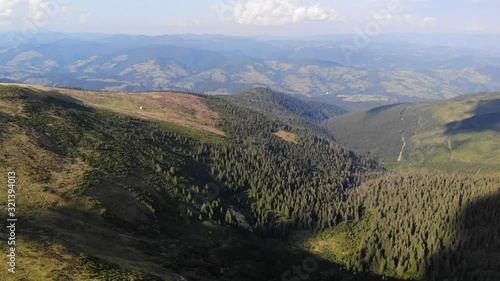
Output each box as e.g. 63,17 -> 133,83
80,12 -> 90,24
422,16 -> 437,28
28,0 -> 53,22
166,18 -> 201,27
0,0 -> 88,29
0,0 -> 74,20
212,0 -> 343,25
0,0 -> 23,17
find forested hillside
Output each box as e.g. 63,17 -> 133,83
0,84 -> 498,281
307,172 -> 500,280
220,87 -> 347,122
325,103 -> 418,160
0,85 -> 379,281
220,87 -> 348,138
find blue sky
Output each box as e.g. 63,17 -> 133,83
0,0 -> 498,35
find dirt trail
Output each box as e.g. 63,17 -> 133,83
398,131 -> 406,162
448,140 -> 454,161
397,107 -> 409,162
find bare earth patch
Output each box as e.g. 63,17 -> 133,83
274,130 -> 298,144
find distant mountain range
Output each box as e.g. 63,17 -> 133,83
1,32 -> 499,108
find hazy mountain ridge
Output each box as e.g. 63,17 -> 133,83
1,33 -> 499,103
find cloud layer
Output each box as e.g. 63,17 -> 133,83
213,0 -> 342,25
0,0 -> 87,28
0,0 -> 53,22
0,0 -> 23,17
28,0 -> 51,22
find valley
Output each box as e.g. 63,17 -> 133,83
0,84 -> 498,281
0,2 -> 498,280
0,84 -> 377,280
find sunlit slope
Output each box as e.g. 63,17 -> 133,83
1,83 -> 224,135
326,92 -> 500,172
425,93 -> 500,165
0,86 -> 180,280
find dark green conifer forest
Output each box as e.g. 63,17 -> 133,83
0,85 -> 498,280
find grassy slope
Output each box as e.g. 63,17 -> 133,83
326,92 -> 500,174
304,213 -> 374,270
1,83 -> 224,136
419,94 -> 500,166
0,85 -> 215,280
0,85 -> 238,280
0,112 -> 99,280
